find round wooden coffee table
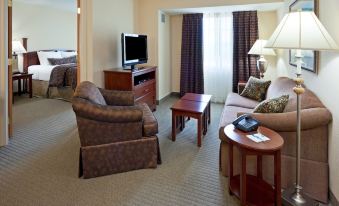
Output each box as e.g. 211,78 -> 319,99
224,124 -> 284,206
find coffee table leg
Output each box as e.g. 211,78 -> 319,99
197,115 -> 202,147
274,150 -> 282,206
29,76 -> 32,98
240,151 -> 247,206
18,79 -> 21,96
172,111 -> 176,142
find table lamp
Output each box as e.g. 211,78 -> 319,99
248,39 -> 276,79
12,40 -> 26,73
265,11 -> 338,205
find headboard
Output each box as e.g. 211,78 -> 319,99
23,49 -> 75,73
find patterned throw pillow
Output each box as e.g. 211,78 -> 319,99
240,77 -> 271,101
253,95 -> 289,113
48,55 -> 77,65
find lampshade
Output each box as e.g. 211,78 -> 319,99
265,11 -> 339,50
248,39 -> 276,56
12,41 -> 26,54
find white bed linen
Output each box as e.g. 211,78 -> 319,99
28,65 -> 57,81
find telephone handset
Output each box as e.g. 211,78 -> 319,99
232,114 -> 260,132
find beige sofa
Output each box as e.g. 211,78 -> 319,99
219,77 -> 332,203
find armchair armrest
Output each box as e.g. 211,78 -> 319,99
72,98 -> 142,123
238,108 -> 332,132
99,88 -> 134,106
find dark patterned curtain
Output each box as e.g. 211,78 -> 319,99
180,13 -> 204,96
232,11 -> 259,92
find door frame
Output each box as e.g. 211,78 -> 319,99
0,0 -> 9,146
0,0 -> 93,146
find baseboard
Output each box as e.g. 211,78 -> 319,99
330,190 -> 339,206
156,92 -> 180,105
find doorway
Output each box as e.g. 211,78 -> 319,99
7,0 -> 81,137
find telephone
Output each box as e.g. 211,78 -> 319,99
232,114 -> 260,132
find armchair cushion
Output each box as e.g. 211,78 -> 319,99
72,98 -> 143,123
137,103 -> 158,136
99,88 -> 134,106
74,81 -> 107,105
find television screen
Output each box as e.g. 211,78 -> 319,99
122,33 -> 148,69
125,36 -> 147,61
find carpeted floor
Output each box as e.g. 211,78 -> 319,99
0,96 -> 239,206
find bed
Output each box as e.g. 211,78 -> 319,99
23,49 -> 77,101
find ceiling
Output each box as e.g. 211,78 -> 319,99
13,0 -> 77,12
163,2 -> 284,15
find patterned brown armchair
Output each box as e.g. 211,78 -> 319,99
72,81 -> 161,179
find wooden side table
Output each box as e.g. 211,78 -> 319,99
224,124 -> 284,206
171,99 -> 208,147
12,73 -> 33,102
181,93 -> 212,135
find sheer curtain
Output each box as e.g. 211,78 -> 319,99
203,13 -> 233,103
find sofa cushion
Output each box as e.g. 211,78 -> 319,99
225,93 -> 259,109
74,81 -> 107,105
218,105 -> 253,142
137,103 -> 158,137
240,76 -> 271,101
266,77 -> 324,112
253,95 -> 289,113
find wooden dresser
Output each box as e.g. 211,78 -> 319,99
104,66 -> 157,111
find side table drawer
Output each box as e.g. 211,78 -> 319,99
134,81 -> 155,99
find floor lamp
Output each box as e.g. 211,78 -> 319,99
265,11 -> 338,205
248,39 -> 276,79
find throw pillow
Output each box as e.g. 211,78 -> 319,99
240,76 -> 271,101
253,95 -> 289,113
37,51 -> 62,65
48,55 -> 77,65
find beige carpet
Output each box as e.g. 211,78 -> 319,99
0,96 -> 239,206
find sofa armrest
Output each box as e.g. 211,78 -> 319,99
238,108 -> 332,132
72,98 -> 142,123
99,88 -> 134,106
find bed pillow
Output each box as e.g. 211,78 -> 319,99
48,55 -> 77,65
37,51 -> 62,66
240,76 -> 271,102
61,51 -> 77,58
253,95 -> 289,113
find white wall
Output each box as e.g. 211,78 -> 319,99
275,0 -> 339,200
257,11 -> 277,80
170,15 -> 183,93
169,11 -> 278,93
12,1 -> 77,51
92,0 -> 134,87
158,11 -> 171,100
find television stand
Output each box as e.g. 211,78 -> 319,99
104,66 -> 157,111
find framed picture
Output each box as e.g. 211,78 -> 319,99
289,0 -> 319,73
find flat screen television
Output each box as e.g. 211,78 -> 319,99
121,33 -> 148,70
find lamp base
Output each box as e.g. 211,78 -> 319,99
282,187 -> 319,206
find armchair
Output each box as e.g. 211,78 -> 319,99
72,81 -> 161,179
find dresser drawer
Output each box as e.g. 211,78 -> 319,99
135,92 -> 156,111
134,81 -> 155,99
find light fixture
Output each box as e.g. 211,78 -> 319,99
12,40 -> 26,59
248,39 -> 276,79
266,10 -> 338,205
